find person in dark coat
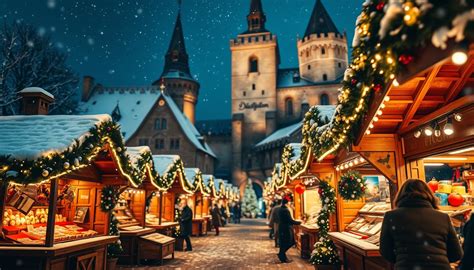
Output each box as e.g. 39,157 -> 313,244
380,179 -> 463,270
220,205 -> 227,226
211,203 -> 222,236
179,199 -> 193,251
234,204 -> 241,224
461,212 -> 474,270
277,197 -> 301,263
269,199 -> 282,247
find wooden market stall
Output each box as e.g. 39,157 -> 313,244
201,174 -> 214,231
145,155 -> 188,236
0,114 -> 134,270
183,168 -> 207,236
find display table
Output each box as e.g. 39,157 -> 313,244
295,224 -> 319,259
329,232 -> 391,270
137,233 -> 175,265
147,222 -> 179,236
192,218 -> 206,236
0,235 -> 118,270
118,226 -> 156,265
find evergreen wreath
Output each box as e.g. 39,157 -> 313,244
338,170 -> 366,200
100,185 -> 123,258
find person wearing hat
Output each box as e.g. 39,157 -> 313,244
278,196 -> 301,263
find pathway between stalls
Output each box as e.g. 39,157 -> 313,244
118,218 -> 314,269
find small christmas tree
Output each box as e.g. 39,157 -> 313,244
242,179 -> 259,218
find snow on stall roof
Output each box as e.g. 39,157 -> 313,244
288,143 -> 303,161
0,114 -> 110,160
19,87 -> 54,99
255,122 -> 302,147
126,146 -> 151,168
152,155 -> 180,176
80,87 -> 215,157
316,105 -> 337,122
202,174 -> 214,186
184,168 -> 200,186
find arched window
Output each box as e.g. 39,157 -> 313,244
323,74 -> 328,81
285,98 -> 294,117
249,56 -> 258,73
321,47 -> 326,55
320,93 -> 330,105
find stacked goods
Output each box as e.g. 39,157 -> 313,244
2,208 -> 66,227
431,179 -> 471,207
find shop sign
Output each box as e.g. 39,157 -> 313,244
239,101 -> 269,111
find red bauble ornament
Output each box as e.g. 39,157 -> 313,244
399,54 -> 414,65
374,84 -> 382,92
427,180 -> 439,193
318,188 -> 323,196
295,184 -> 306,195
376,2 -> 385,11
448,193 -> 464,207
351,78 -> 357,85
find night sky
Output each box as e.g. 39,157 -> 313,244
1,0 -> 362,120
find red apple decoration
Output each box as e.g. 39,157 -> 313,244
295,184 -> 306,195
448,193 -> 464,207
428,180 -> 439,193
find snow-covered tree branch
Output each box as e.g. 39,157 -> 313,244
0,21 -> 78,115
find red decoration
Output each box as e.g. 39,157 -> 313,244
374,84 -> 382,92
283,195 -> 292,202
351,78 -> 357,85
448,193 -> 464,207
398,54 -> 414,65
376,2 -> 385,11
427,180 -> 439,193
295,184 -> 306,195
318,188 -> 323,196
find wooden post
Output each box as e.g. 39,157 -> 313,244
45,179 -> 59,247
159,191 -> 163,225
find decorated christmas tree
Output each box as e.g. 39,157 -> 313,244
241,179 -> 259,218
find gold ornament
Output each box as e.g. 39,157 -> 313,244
403,2 -> 420,26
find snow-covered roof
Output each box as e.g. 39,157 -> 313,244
255,122 -> 302,148
19,87 -> 54,99
184,168 -> 201,187
152,155 -> 180,176
0,114 -> 110,159
126,146 -> 151,168
315,105 -> 337,122
80,86 -> 215,157
288,143 -> 303,161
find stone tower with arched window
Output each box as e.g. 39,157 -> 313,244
297,0 -> 348,83
230,0 -> 279,187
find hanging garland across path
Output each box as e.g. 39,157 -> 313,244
310,180 -> 340,266
338,170 -> 366,200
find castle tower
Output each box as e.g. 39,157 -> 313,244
153,8 -> 199,124
230,0 -> 279,186
297,0 -> 348,83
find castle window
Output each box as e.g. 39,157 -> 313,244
252,84 -> 256,90
243,91 -> 246,96
155,138 -> 165,150
338,62 -> 342,68
262,35 -> 266,41
249,56 -> 258,73
320,93 -> 330,105
321,48 -> 326,55
170,138 -> 180,150
285,98 -> 294,117
307,65 -> 311,70
138,138 -> 149,146
255,36 -> 259,42
161,118 -> 167,130
261,90 -> 265,95
306,50 -> 310,57
323,74 -> 328,81
154,119 -> 161,130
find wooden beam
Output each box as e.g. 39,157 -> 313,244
378,115 -> 404,122
400,64 -> 442,130
387,95 -> 413,104
445,56 -> 474,103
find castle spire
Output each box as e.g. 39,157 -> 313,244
304,0 -> 340,38
161,7 -> 191,79
245,0 -> 267,34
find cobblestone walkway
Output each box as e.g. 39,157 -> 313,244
118,218 -> 314,269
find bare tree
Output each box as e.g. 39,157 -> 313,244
0,21 -> 78,115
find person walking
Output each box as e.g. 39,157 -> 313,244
269,199 -> 282,247
380,179 -> 463,269
179,199 -> 193,251
211,203 -> 222,236
234,204 -> 241,224
220,205 -> 228,226
277,197 -> 301,263
461,212 -> 474,270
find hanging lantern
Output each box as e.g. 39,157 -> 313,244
295,184 -> 306,195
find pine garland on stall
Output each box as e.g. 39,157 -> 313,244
310,180 -> 340,266
100,185 -> 123,257
241,180 -> 259,218
338,170 -> 366,200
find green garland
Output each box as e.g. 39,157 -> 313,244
0,120 -> 142,186
152,159 -> 187,191
100,185 -> 123,258
310,180 -> 339,266
302,0 -> 473,160
338,170 -> 366,200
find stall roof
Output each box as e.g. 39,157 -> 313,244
184,167 -> 201,188
152,155 -> 181,176
126,146 -> 152,167
0,114 -> 110,159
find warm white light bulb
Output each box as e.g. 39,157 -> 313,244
424,126 -> 433,136
384,96 -> 390,102
414,130 -> 422,138
443,122 -> 454,135
452,51 -> 468,65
